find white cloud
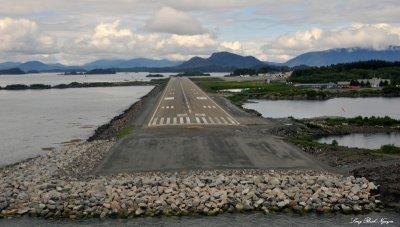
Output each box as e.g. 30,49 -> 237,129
144,7 -> 208,35
219,41 -> 243,53
262,24 -> 400,62
0,17 -> 57,55
61,21 -> 219,64
164,0 -> 262,11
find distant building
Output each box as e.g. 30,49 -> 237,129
357,77 -> 391,88
294,83 -> 336,89
337,81 -> 351,88
259,71 -> 292,82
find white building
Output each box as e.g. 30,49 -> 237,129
357,77 -> 391,88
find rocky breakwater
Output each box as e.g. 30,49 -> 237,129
1,141 -> 381,219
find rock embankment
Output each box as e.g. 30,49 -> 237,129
0,140 -> 381,219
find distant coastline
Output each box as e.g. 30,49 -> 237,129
0,80 -> 166,91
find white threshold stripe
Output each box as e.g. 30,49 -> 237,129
186,117 -> 191,124
208,117 -> 215,124
195,117 -> 200,124
173,117 -> 177,125
152,117 -> 158,126
201,117 -> 208,124
185,77 -> 240,125
220,117 -> 228,124
147,77 -> 172,127
226,117 -> 236,124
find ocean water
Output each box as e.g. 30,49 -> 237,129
244,98 -> 400,119
0,86 -> 153,166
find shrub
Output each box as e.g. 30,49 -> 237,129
380,144 -> 400,154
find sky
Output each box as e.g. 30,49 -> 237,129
1,0 -> 400,65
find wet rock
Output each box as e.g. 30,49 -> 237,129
0,140 -> 381,219
277,199 -> 290,208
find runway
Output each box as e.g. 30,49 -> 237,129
95,78 -> 331,174
147,77 -> 239,127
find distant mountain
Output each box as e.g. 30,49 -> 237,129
83,58 -> 182,70
0,62 -> 21,70
286,46 -> 400,67
178,52 -> 265,71
0,68 -> 25,75
17,61 -> 84,72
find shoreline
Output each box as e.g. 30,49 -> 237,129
206,87 -> 400,211
87,83 -> 164,141
0,80 -> 166,91
0,139 -> 382,219
267,118 -> 400,211
0,79 -> 397,220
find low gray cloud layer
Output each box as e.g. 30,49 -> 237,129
0,0 -> 399,64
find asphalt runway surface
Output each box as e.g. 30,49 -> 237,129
147,77 -> 239,127
96,77 -> 330,174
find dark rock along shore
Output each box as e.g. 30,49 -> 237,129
269,118 -> 400,210
0,83 -> 393,220
0,140 -> 381,219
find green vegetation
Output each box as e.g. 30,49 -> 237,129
289,135 -> 321,147
85,68 -> 116,75
291,135 -> 399,156
117,127 -> 134,140
382,86 -> 400,95
379,144 -> 400,154
290,60 -> 400,84
231,66 -> 290,76
196,80 -> 328,104
325,116 -> 400,127
146,74 -> 164,78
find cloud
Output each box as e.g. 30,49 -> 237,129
219,41 -> 243,53
164,0 -> 262,11
255,0 -> 400,25
262,24 -> 400,62
62,20 -> 219,63
144,7 -> 208,35
0,17 -> 57,55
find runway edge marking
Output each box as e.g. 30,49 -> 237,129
147,78 -> 171,127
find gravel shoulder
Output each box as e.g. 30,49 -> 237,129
0,141 -> 381,219
270,119 -> 400,211
0,79 -> 392,220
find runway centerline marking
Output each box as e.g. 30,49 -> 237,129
148,77 -> 240,127
179,79 -> 192,114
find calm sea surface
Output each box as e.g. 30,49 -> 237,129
318,132 -> 400,149
243,98 -> 400,119
0,86 -> 153,166
0,72 -> 228,86
0,211 -> 398,227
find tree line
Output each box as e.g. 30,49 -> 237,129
289,60 -> 400,84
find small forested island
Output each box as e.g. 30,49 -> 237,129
0,68 -> 25,75
146,74 -> 164,78
64,71 -> 85,75
176,71 -> 210,77
84,69 -> 116,75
